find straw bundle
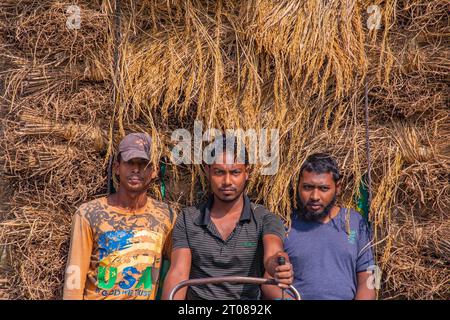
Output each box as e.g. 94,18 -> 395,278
0,0 -> 448,299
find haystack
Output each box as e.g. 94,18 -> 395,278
0,0 -> 448,299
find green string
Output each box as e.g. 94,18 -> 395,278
160,162 -> 166,200
355,173 -> 370,223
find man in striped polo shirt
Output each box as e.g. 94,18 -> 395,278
162,135 -> 293,300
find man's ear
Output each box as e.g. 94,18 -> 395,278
244,164 -> 251,180
150,166 -> 158,180
205,165 -> 210,181
113,160 -> 120,177
336,180 -> 342,195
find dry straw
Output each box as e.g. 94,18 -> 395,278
0,0 -> 448,299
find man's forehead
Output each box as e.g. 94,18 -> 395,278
210,161 -> 246,170
212,152 -> 245,166
300,171 -> 334,184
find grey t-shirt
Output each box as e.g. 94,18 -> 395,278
284,208 -> 374,300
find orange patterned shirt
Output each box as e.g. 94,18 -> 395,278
63,196 -> 173,300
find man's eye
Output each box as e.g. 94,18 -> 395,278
320,187 -> 330,191
231,171 -> 241,175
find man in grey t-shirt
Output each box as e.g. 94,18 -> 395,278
262,153 -> 376,300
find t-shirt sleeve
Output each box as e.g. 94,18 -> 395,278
356,217 -> 375,273
262,210 -> 286,241
63,208 -> 93,300
171,209 -> 189,250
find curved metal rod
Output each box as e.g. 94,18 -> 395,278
169,276 -> 301,300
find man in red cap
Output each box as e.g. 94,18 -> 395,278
63,133 -> 174,300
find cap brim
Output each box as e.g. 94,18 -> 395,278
120,150 -> 150,162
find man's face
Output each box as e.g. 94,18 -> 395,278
114,157 -> 156,193
207,152 -> 248,203
297,170 -> 340,221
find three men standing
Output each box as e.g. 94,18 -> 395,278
63,133 -> 374,300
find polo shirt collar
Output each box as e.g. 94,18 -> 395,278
195,194 -> 252,226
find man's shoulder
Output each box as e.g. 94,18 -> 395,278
340,208 -> 371,233
149,197 -> 169,209
76,197 -> 106,218
148,197 -> 171,215
180,203 -> 203,219
341,207 -> 366,222
148,197 -> 176,228
250,202 -> 271,215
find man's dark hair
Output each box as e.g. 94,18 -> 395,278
208,134 -> 250,166
299,153 -> 341,182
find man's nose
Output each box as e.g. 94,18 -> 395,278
131,164 -> 140,173
310,188 -> 320,201
223,173 -> 231,186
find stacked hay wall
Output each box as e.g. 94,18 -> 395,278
0,0 -> 448,299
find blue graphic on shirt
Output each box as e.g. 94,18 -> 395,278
119,266 -> 140,289
96,229 -> 156,295
98,230 -> 134,260
347,230 -> 357,245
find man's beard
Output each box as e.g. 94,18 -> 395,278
298,194 -> 337,222
214,180 -> 248,203
216,187 -> 245,203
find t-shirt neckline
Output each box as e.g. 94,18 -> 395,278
296,207 -> 343,226
101,196 -> 152,215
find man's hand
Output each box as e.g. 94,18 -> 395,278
263,234 -> 294,288
273,251 -> 293,289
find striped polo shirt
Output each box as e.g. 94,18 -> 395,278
172,194 -> 285,300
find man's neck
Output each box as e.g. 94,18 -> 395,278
317,206 -> 341,224
108,188 -> 148,211
210,194 -> 244,218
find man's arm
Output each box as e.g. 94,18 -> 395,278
162,209 -> 192,300
355,216 -> 376,300
355,271 -> 376,300
161,248 -> 192,300
262,234 -> 293,289
63,211 -> 93,300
